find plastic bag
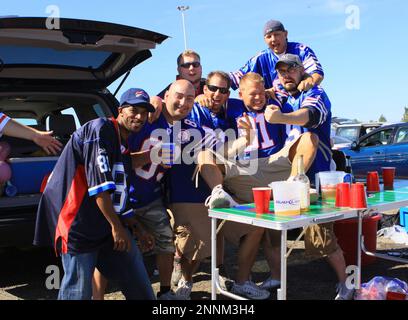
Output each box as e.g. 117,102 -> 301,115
355,276 -> 408,300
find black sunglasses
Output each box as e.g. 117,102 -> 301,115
207,84 -> 229,94
179,61 -> 201,68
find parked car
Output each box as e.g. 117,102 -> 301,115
335,122 -> 383,143
331,135 -> 353,150
0,17 -> 167,247
340,122 -> 408,178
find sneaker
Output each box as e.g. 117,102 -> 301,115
230,281 -> 270,300
335,282 -> 355,300
171,258 -> 182,287
219,275 -> 234,291
205,184 -> 239,209
175,278 -> 193,300
157,290 -> 182,300
260,276 -> 281,290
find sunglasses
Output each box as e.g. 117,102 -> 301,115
179,61 -> 201,69
207,84 -> 229,94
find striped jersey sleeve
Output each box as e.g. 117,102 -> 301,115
297,44 -> 324,76
300,90 -> 329,128
0,112 -> 11,136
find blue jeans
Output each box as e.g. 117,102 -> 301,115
58,237 -> 155,300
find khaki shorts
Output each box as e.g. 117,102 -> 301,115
223,137 -> 299,203
169,203 -> 258,261
304,223 -> 340,257
133,199 -> 175,255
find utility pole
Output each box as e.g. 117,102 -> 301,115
177,6 -> 190,50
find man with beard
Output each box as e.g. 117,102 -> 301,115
263,53 -> 354,300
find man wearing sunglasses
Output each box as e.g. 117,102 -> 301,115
229,19 -> 324,94
157,50 -> 206,99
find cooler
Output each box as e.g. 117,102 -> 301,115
334,214 -> 381,266
8,157 -> 58,194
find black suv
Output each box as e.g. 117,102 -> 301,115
0,17 -> 167,247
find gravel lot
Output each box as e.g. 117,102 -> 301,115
1,233 -> 407,300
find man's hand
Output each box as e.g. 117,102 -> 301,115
265,88 -> 277,100
297,77 -> 314,92
149,143 -> 172,169
131,222 -> 155,253
148,96 -> 163,124
237,113 -> 255,145
32,130 -> 63,155
111,222 -> 132,252
264,105 -> 284,124
195,94 -> 213,108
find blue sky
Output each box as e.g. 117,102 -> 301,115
3,0 -> 408,122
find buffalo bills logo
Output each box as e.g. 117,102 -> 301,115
134,90 -> 149,100
176,129 -> 191,143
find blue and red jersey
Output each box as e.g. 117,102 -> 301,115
226,98 -> 287,160
128,112 -> 214,205
229,42 -> 324,90
273,86 -> 332,181
34,118 -> 133,254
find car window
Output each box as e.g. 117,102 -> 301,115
359,128 -> 393,147
395,127 -> 408,144
336,127 -> 359,141
14,118 -> 38,126
0,45 -> 112,69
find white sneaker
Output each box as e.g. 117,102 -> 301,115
230,280 -> 270,300
335,282 -> 355,300
205,184 -> 239,209
260,276 -> 281,290
175,278 -> 193,300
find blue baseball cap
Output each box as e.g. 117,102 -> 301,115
263,20 -> 286,36
119,88 -> 155,112
275,53 -> 302,69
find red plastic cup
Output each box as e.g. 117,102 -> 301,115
386,291 -> 407,300
366,171 -> 380,192
252,187 -> 272,214
382,167 -> 396,190
350,183 -> 367,209
335,183 -> 350,207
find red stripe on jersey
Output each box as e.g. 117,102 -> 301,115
0,114 -> 9,125
54,165 -> 88,254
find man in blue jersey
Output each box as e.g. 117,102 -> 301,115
263,54 -> 354,300
33,88 -> 156,300
152,79 -> 269,300
0,112 -> 62,155
199,72 -> 319,297
229,19 -> 324,93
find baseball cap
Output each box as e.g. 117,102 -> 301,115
119,88 -> 155,112
263,20 -> 285,36
275,53 -> 302,69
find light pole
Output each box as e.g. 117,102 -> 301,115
177,5 -> 189,50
